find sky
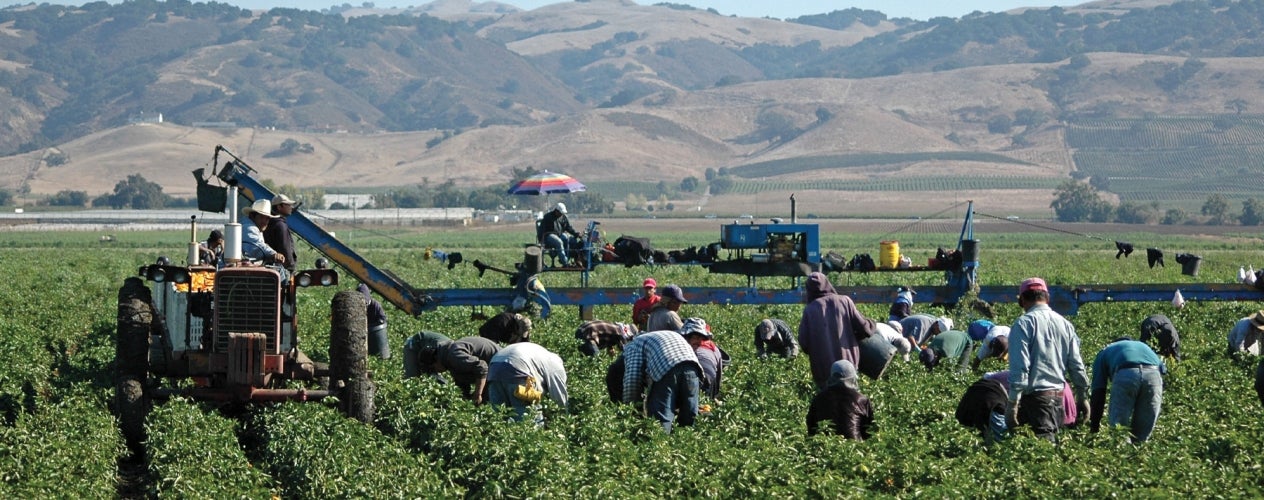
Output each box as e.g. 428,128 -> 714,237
207,0 -> 1085,22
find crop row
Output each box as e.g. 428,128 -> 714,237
2,230 -> 1264,496
724,176 -> 1062,194
1066,115 -> 1264,150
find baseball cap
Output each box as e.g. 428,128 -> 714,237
919,348 -> 938,371
967,320 -> 994,341
1019,277 -> 1048,294
659,284 -> 687,303
272,193 -> 300,207
643,278 -> 657,288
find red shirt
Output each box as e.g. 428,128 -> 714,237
632,294 -> 660,330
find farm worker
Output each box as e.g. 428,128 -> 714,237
755,318 -> 800,359
898,314 -> 952,354
537,202 -> 581,267
486,342 -> 568,424
920,329 -> 974,372
875,320 -> 912,362
479,311 -> 533,344
1007,277 -> 1090,442
198,229 -> 224,266
574,320 -> 638,356
888,286 -> 915,322
1139,314 -> 1181,361
1226,310 -> 1264,356
631,277 -> 660,331
423,336 -> 500,405
358,283 -> 390,359
806,360 -> 874,440
680,318 -> 728,401
955,375 -> 1008,444
402,331 -> 451,383
971,324 -> 1012,372
798,272 -> 877,389
239,199 -> 286,267
619,329 -> 702,433
1088,338 -> 1166,443
645,284 -> 687,333
984,370 -> 1078,430
264,193 -> 299,272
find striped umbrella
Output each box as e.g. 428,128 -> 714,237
507,171 -> 586,196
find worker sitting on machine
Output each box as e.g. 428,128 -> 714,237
536,202 -> 582,267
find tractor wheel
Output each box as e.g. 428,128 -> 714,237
116,277 -> 153,380
116,376 -> 150,454
329,289 -> 375,423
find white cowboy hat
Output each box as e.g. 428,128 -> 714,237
240,199 -> 278,218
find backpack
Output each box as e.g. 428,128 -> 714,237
613,235 -> 654,267
849,253 -> 876,272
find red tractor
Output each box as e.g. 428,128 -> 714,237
114,226 -> 374,451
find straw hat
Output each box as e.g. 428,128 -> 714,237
241,199 -> 278,218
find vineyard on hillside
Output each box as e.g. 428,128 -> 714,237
3,227 -> 1264,496
1068,115 -> 1264,207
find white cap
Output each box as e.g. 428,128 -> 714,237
555,202 -> 567,214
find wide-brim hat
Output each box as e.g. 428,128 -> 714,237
1250,310 -> 1264,331
240,199 -> 278,218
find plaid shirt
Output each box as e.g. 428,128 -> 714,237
622,330 -> 699,403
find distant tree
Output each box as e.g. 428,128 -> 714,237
708,176 -> 734,195
1201,193 -> 1231,225
47,190 -> 88,207
1226,98 -> 1249,115
1051,180 -> 1111,222
1161,208 -> 1188,225
680,176 -> 699,192
987,115 -> 1013,134
96,174 -> 167,209
44,151 -> 69,166
1241,198 -> 1263,226
0,188 -> 12,206
704,168 -> 717,181
1114,201 -> 1156,224
655,181 -> 670,196
624,193 -> 646,211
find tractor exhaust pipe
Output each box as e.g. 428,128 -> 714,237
790,194 -> 796,224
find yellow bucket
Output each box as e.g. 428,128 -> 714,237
880,240 -> 900,269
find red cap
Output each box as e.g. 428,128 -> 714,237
1019,277 -> 1048,294
643,278 -> 657,288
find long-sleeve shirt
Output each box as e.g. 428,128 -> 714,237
240,217 -> 281,262
487,342 -> 568,408
439,336 -> 500,396
899,314 -> 939,348
798,294 -> 875,388
1091,340 -> 1166,391
928,330 -> 974,371
621,330 -> 700,404
1007,303 -> 1089,401
1227,317 -> 1262,354
263,216 -> 297,271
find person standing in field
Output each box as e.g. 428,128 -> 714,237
264,194 -> 299,272
806,359 -> 873,440
798,272 -> 876,389
1088,337 -> 1166,443
645,284 -> 687,333
1006,277 -> 1090,442
632,278 -> 660,331
619,329 -> 702,433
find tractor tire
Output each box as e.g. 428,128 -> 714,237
329,289 -> 375,423
116,376 -> 149,454
116,277 -> 153,380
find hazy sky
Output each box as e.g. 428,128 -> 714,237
207,1 -> 1083,21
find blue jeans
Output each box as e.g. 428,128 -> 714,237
543,233 -> 572,266
487,378 -> 543,425
1108,367 -> 1163,442
646,363 -> 700,433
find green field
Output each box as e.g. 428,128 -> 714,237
3,227 -> 1264,496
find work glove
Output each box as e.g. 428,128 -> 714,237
1076,397 -> 1090,427
1005,399 -> 1020,430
